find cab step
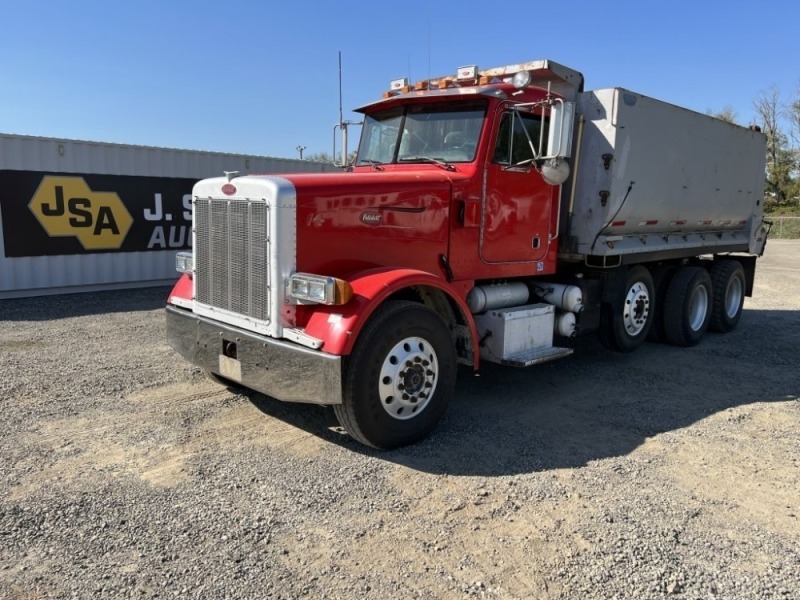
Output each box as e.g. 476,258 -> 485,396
500,346 -> 574,367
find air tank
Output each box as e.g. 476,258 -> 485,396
529,282 -> 584,313
555,310 -> 577,337
467,282 -> 529,313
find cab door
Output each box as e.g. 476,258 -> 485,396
480,108 -> 552,264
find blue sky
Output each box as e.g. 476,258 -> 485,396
1,0 -> 798,159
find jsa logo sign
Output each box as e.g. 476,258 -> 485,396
28,176 -> 133,250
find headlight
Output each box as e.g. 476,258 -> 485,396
175,251 -> 194,274
288,273 -> 353,305
512,70 -> 532,89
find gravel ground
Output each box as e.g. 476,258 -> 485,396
1,241 -> 799,600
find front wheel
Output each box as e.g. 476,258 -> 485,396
333,301 -> 456,449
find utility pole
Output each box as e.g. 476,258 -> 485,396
296,145 -> 306,160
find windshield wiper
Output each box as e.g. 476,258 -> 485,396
397,156 -> 455,171
359,159 -> 385,169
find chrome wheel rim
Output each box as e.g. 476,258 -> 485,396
378,337 -> 438,420
623,281 -> 651,336
725,277 -> 743,319
688,284 -> 709,331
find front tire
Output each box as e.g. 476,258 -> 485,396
333,301 -> 456,449
598,265 -> 654,353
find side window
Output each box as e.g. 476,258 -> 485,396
492,113 -> 512,164
492,111 -> 549,165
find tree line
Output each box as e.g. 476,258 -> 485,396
715,83 -> 800,214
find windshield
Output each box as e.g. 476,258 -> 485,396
356,101 -> 486,166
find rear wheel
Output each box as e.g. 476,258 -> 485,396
663,266 -> 712,347
598,265 -> 654,353
709,260 -> 746,333
647,264 -> 677,343
333,301 -> 456,449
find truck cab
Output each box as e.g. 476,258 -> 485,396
352,63 -> 580,279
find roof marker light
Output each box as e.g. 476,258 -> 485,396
390,78 -> 409,91
457,65 -> 478,80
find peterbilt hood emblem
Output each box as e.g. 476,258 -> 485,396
360,211 -> 383,225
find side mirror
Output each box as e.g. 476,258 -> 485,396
545,101 -> 575,159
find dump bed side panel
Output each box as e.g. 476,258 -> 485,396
564,89 -> 766,259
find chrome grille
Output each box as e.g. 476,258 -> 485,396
195,198 -> 270,322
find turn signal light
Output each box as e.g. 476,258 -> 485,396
175,251 -> 194,275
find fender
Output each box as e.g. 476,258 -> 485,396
302,267 -> 479,367
167,273 -> 193,305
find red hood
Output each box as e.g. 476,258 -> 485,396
281,167 -> 459,281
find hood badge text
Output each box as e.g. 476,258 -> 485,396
360,211 -> 383,225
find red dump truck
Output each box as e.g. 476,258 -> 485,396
166,59 -> 768,448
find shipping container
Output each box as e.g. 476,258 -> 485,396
0,133 -> 338,298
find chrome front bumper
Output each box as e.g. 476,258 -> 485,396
166,305 -> 343,405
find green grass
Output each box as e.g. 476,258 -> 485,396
764,203 -> 800,217
764,201 -> 800,238
767,216 -> 800,239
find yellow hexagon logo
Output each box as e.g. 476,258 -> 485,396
28,176 -> 133,250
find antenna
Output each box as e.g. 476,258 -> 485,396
427,0 -> 431,80
333,51 -> 363,169
338,51 -> 344,135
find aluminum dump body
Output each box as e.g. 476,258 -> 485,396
562,89 -> 767,260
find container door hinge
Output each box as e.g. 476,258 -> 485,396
599,190 -> 610,207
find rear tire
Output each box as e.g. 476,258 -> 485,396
647,264 -> 677,343
663,266 -> 712,347
709,260 -> 746,333
598,265 -> 654,353
333,301 -> 456,449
